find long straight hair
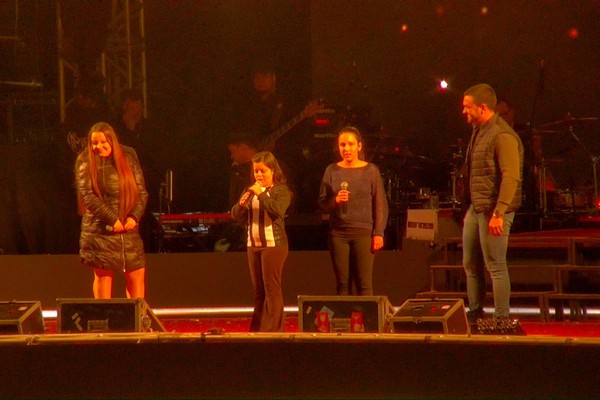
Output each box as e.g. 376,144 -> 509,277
76,122 -> 140,220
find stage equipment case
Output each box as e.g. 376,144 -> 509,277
0,301 -> 45,334
297,295 -> 394,333
57,298 -> 165,333
389,298 -> 469,335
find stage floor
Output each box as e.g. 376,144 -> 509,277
36,311 -> 600,339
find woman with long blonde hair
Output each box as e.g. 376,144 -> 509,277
75,122 -> 148,298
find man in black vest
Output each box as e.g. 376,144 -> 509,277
461,83 -> 524,322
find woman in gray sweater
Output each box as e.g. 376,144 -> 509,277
318,127 -> 389,296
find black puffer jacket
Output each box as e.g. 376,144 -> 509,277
76,146 -> 148,272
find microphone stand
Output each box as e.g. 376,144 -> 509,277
529,59 -> 546,222
158,183 -> 166,253
449,140 -> 463,206
566,124 -> 599,214
157,169 -> 173,253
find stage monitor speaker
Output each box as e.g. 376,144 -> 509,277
0,301 -> 45,335
389,298 -> 469,335
56,298 -> 165,333
298,295 -> 394,333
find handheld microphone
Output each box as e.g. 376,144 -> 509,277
239,187 -> 255,207
340,181 -> 349,215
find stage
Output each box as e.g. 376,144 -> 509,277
2,226 -> 600,398
2,325 -> 600,399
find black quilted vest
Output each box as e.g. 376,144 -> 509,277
466,114 -> 524,214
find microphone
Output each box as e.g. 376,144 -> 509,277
239,188 -> 255,207
340,181 -> 349,215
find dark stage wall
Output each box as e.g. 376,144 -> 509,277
0,240 -> 443,310
2,2 -> 600,255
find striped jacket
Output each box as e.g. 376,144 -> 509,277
231,183 -> 292,247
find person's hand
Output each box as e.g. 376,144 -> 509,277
488,215 -> 504,236
112,220 -> 125,233
123,217 -> 137,231
372,235 -> 384,252
249,182 -> 262,195
335,189 -> 350,206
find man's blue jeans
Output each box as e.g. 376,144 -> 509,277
462,205 -> 515,318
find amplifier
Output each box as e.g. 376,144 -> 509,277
57,298 -> 165,333
389,298 -> 469,335
298,295 -> 394,333
0,301 -> 45,334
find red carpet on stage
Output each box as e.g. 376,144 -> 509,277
41,315 -> 600,338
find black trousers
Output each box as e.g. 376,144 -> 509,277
247,245 -> 288,332
328,235 -> 374,296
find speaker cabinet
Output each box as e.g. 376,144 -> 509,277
298,295 -> 394,333
57,298 -> 165,333
0,301 -> 45,334
389,298 -> 469,335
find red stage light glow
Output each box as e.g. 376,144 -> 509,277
400,24 -> 408,33
314,118 -> 330,127
480,6 -> 489,15
568,27 -> 579,39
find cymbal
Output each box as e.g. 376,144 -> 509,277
372,148 -> 435,163
412,154 -> 436,163
363,126 -> 397,138
540,115 -> 600,129
542,158 -> 565,164
531,129 -> 562,135
372,147 -> 415,158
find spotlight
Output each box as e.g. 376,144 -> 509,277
439,80 -> 449,90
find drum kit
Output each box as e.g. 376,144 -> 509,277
534,114 -> 600,214
366,132 -> 452,210
311,89 -> 600,217
366,114 -> 600,216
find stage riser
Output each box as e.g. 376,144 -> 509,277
0,243 -> 440,309
3,238 -> 596,311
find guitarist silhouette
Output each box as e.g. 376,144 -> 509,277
229,62 -> 324,213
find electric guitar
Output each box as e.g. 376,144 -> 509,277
258,99 -> 325,151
